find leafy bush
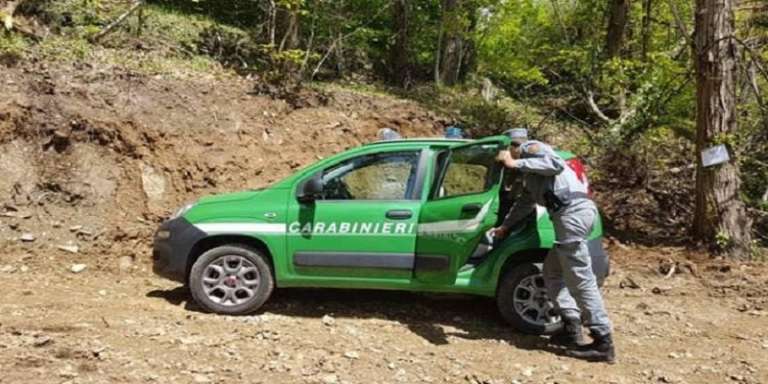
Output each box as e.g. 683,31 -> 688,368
459,97 -> 518,138
197,25 -> 255,69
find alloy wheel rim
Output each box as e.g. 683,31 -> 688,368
201,255 -> 260,306
512,273 -> 561,327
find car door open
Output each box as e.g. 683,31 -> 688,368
414,138 -> 508,284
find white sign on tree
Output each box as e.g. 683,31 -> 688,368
701,145 -> 730,167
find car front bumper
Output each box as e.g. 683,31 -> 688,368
152,217 -> 206,283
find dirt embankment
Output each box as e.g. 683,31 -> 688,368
0,63 -> 446,272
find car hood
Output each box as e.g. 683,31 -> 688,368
197,190 -> 263,205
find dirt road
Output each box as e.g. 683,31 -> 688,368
1,247 -> 766,384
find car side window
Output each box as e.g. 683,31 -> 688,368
436,144 -> 499,198
321,151 -> 420,200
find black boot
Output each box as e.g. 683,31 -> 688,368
566,332 -> 616,364
549,316 -> 584,347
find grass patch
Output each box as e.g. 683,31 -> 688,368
98,47 -> 225,77
314,82 -> 396,99
0,32 -> 29,65
141,3 -> 218,48
37,34 -> 93,61
15,0 -> 238,77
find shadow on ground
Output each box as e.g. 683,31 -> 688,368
146,286 -> 564,354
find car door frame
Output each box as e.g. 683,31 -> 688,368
413,137 -> 509,285
282,146 -> 431,285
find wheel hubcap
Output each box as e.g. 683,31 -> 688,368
223,275 -> 238,287
201,255 -> 260,306
512,273 -> 561,326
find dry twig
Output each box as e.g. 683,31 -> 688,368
90,0 -> 145,43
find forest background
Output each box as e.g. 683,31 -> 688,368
1,0 -> 766,258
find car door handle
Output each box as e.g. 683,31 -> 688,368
386,209 -> 413,220
461,203 -> 482,214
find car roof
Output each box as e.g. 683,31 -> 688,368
362,135 -> 511,148
362,136 -> 576,159
361,138 -> 471,148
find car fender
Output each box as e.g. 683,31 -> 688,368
184,221 -> 287,282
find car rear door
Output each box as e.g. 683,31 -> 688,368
414,137 -> 508,284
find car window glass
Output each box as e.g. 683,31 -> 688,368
321,151 -> 420,200
438,144 -> 498,198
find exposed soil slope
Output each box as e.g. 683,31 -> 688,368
0,63 -> 446,272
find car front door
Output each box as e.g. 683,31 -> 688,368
415,138 -> 507,284
285,149 -> 427,282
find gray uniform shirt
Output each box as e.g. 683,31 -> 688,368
501,140 -> 590,228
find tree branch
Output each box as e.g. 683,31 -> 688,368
311,39 -> 337,80
730,35 -> 768,83
300,6 -> 317,74
90,0 -> 145,43
666,0 -> 689,39
310,2 -> 391,80
585,88 -> 614,123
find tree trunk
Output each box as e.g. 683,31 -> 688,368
389,0 -> 412,87
277,8 -> 300,52
434,18 -> 443,85
268,0 -> 277,46
439,39 -> 463,85
438,0 -> 462,85
605,0 -> 630,58
641,0 -> 652,60
437,0 -> 477,86
334,30 -> 345,77
692,0 -> 753,259
457,2 -> 477,83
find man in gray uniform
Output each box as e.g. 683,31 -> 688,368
493,128 -> 615,363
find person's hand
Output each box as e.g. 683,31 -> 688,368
496,150 -> 511,163
490,226 -> 509,239
496,150 -> 517,168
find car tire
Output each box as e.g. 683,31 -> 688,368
497,263 -> 563,335
189,245 -> 274,315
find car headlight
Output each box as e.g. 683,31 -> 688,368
171,202 -> 195,220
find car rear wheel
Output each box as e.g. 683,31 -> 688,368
189,245 -> 274,315
497,263 -> 563,335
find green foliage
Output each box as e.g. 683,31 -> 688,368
38,35 -> 92,61
458,97 -> 516,137
42,0 -> 108,29
475,0 -> 552,87
147,0 -> 267,28
80,0 -> 103,25
6,0 -> 767,245
715,231 -> 733,252
0,32 -> 28,65
197,25 -> 253,68
142,3 -> 218,48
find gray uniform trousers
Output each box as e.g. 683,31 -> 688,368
543,198 -> 612,336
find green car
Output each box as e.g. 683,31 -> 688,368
152,135 -> 609,334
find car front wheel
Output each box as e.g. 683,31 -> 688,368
496,263 -> 563,335
189,245 -> 274,315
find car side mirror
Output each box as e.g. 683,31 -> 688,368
297,174 -> 323,203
